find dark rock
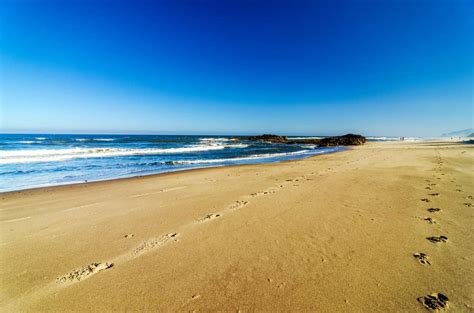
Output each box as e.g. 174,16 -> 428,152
243,133 -> 366,147
288,138 -> 321,145
242,134 -> 288,143
318,134 -> 366,147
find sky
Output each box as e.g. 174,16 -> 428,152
0,0 -> 472,137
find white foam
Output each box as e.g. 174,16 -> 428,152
299,144 -> 317,149
221,143 -> 248,148
403,137 -> 422,142
166,149 -> 323,165
199,137 -> 237,143
366,136 -> 422,141
17,141 -> 36,144
0,144 -> 248,164
366,136 -> 400,141
35,137 -> 46,140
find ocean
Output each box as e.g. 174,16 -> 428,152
0,134 -> 346,192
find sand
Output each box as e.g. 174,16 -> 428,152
1,141 -> 473,312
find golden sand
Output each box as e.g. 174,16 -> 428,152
1,141 -> 473,311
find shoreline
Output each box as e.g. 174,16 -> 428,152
1,146 -> 348,195
1,141 -> 473,311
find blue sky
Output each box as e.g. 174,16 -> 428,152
1,0 -> 472,136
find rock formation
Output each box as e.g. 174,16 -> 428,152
243,134 -> 366,147
242,134 -> 288,143
317,134 -> 366,147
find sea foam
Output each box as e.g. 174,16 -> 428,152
0,144 -> 248,164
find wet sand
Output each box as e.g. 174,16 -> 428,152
1,141 -> 473,312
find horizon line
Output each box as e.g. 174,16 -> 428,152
0,131 -> 458,138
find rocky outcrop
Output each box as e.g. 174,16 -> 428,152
242,134 -> 288,143
243,133 -> 366,147
288,138 -> 321,145
317,134 -> 366,147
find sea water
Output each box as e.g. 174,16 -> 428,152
0,134 -> 346,192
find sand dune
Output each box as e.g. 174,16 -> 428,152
0,141 -> 473,311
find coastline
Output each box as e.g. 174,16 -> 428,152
1,141 -> 473,311
0,133 -> 347,193
0,145 -> 347,195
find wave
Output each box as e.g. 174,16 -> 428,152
299,144 -> 317,149
366,136 -> 400,141
35,137 -> 46,140
0,144 -> 248,164
366,136 -> 422,141
216,143 -> 248,148
155,149 -> 324,166
75,138 -> 115,142
17,141 -> 37,144
199,137 -> 237,143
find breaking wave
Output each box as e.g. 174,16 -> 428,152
0,144 -> 248,164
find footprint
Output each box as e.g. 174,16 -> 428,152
413,253 -> 431,265
455,189 -> 462,192
124,233 -> 135,238
427,208 -> 441,213
417,293 -> 449,311
428,193 -> 440,197
56,262 -> 113,284
424,217 -> 437,224
131,233 -> 179,256
426,236 -> 448,243
251,190 -> 275,197
466,196 -> 473,200
229,200 -> 248,210
198,213 -> 221,222
425,187 -> 432,190
277,282 -> 286,289
464,202 -> 473,208
421,198 -> 431,203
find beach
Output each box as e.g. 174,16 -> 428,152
1,141 -> 473,311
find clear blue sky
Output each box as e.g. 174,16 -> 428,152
1,0 -> 472,136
